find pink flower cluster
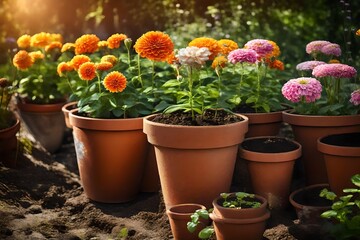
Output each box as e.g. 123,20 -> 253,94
312,63 -> 357,79
282,77 -> 322,103
350,89 -> 360,106
296,60 -> 326,71
244,39 -> 273,58
306,40 -> 342,57
227,49 -> 258,64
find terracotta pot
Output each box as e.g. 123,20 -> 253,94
239,136 -> 302,209
62,101 -> 78,129
210,193 -> 270,240
69,110 -> 148,203
289,184 -> 332,224
17,100 -> 66,153
282,111 -> 360,185
318,132 -> 360,196
242,111 -> 283,138
140,145 -> 161,192
166,203 -> 208,240
143,114 -> 249,209
0,114 -> 20,168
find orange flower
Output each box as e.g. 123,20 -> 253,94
61,43 -> 75,52
266,40 -> 280,58
57,62 -> 74,76
103,71 -> 127,93
30,32 -> 52,48
13,50 -> 34,70
329,59 -> 340,64
50,33 -> 63,43
188,37 -> 222,60
74,34 -> 100,55
45,41 -> 63,52
166,51 -> 177,64
17,34 -> 31,48
70,55 -> 91,70
100,55 -> 118,65
29,51 -> 45,61
134,31 -> 174,62
218,39 -> 238,55
78,62 -> 96,81
98,40 -> 108,48
268,59 -> 284,71
356,29 -> 360,36
107,33 -> 127,49
95,61 -> 113,71
211,56 -> 228,69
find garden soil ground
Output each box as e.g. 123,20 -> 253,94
0,125 -> 333,240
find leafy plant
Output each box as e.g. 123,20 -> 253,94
320,174 -> 360,239
187,208 -> 214,240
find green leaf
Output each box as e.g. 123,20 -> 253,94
321,210 -> 338,218
198,226 -> 215,239
186,222 -> 198,233
351,174 -> 360,187
196,209 -> 209,219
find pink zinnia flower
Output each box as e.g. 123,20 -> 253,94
306,40 -> 331,54
321,43 -> 342,57
244,39 -> 273,58
227,48 -> 258,64
296,61 -> 326,71
282,77 -> 322,103
350,89 -> 360,106
312,63 -> 357,79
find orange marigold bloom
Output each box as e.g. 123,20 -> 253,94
134,31 -> 174,62
13,50 -> 34,70
211,56 -> 228,69
329,59 -> 340,64
218,39 -> 239,55
188,37 -> 222,60
268,59 -> 284,71
166,51 -> 177,64
50,33 -> 63,43
266,40 -> 281,58
70,55 -> 91,70
30,32 -> 52,48
356,29 -> 360,36
57,62 -> 74,76
45,41 -> 63,52
61,43 -> 75,52
103,71 -> 127,93
98,40 -> 108,48
100,55 -> 118,65
95,61 -> 113,71
74,34 -> 100,55
78,62 -> 96,81
107,33 -> 127,49
17,34 -> 31,48
29,51 -> 45,61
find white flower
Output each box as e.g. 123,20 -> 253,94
176,46 -> 211,68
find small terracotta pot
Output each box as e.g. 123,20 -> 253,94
61,101 -> 78,129
166,203 -> 208,240
0,115 -> 20,168
242,111 -> 283,138
239,136 -> 302,209
289,184 -> 332,224
318,132 -> 360,196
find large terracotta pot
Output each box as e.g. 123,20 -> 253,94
143,114 -> 249,209
140,145 -> 161,192
0,114 -> 20,168
166,203 -> 208,240
210,193 -> 270,240
318,132 -> 360,196
239,136 -> 302,209
17,100 -> 66,153
282,111 -> 360,185
242,111 -> 283,138
61,101 -> 78,129
289,184 -> 332,224
69,110 -> 148,203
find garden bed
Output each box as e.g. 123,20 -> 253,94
0,127 -> 332,239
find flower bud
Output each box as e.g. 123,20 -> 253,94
124,38 -> 133,51
0,78 -> 9,88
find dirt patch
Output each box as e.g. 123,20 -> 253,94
0,126 -> 334,239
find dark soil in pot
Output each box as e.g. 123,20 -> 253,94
291,185 -> 332,207
241,137 -> 299,153
320,132 -> 360,147
151,109 -> 244,126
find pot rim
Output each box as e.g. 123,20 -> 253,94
0,116 -> 20,137
212,193 -> 268,213
166,203 -> 206,219
209,211 -> 270,224
289,183 -> 331,210
317,132 -> 360,156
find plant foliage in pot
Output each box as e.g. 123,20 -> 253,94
63,31 -> 175,202
281,39 -> 360,185
187,192 -> 270,240
143,37 -> 249,209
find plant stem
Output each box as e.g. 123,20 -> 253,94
137,55 -> 143,88
188,67 -> 194,120
96,72 -> 101,93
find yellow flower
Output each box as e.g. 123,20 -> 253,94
29,51 -> 45,61
101,55 -> 118,65
103,71 -> 127,93
45,41 -> 63,52
356,29 -> 360,36
98,40 -> 108,48
134,31 -> 174,62
70,55 -> 91,70
188,37 -> 222,60
30,32 -> 52,48
78,62 -> 96,81
74,34 -> 100,55
13,50 -> 34,70
95,62 -> 113,71
107,33 -> 127,49
218,39 -> 238,55
211,56 -> 228,69
61,43 -> 75,52
17,34 -> 31,49
50,33 -> 63,43
329,59 -> 340,64
57,62 -> 74,76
